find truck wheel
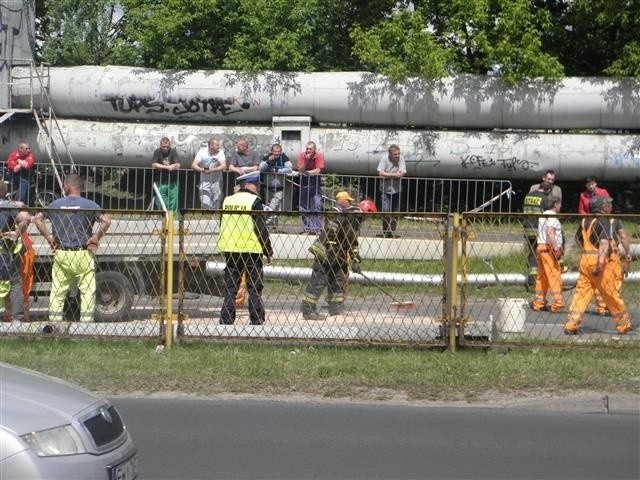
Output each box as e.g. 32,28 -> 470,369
95,271 -> 134,322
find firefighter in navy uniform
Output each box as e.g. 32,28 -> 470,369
522,181 -> 553,290
301,192 -> 371,320
218,171 -> 273,325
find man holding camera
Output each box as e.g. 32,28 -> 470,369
259,143 -> 292,226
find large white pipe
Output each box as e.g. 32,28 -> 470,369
2,118 -> 638,181
206,263 -> 640,285
10,66 -> 640,130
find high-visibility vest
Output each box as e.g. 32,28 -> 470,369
522,190 -> 550,233
218,192 -> 262,254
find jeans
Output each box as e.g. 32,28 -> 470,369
381,192 -> 400,235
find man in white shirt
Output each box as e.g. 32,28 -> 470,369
530,196 -> 564,312
191,138 -> 227,209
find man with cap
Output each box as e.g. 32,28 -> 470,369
522,181 -> 554,290
218,171 -> 273,325
564,195 -> 633,335
590,197 -> 632,316
301,190 -> 364,320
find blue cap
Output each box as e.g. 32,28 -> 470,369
236,171 -> 261,184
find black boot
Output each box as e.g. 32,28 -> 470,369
301,300 -> 325,320
328,303 -> 344,316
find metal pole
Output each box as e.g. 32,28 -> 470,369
165,210 -> 175,349
444,213 -> 460,352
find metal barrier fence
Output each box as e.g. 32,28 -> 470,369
1,208 -> 637,349
0,163 -> 513,214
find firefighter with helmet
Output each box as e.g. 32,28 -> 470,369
301,193 -> 375,320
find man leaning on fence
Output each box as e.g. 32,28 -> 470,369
34,174 -> 111,326
218,171 -> 273,326
564,195 -> 633,335
377,144 -> 406,238
259,143 -> 293,226
6,140 -> 35,205
151,137 -> 181,214
191,138 -> 227,210
296,141 -> 325,234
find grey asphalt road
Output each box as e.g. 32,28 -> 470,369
113,397 -> 639,480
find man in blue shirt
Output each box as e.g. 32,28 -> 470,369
34,174 -> 111,325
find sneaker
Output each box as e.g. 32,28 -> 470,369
303,312 -> 326,321
529,301 -> 548,312
595,309 -> 611,317
550,306 -> 565,313
564,321 -> 581,335
616,321 -> 633,335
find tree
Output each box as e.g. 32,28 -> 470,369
561,0 -> 640,77
606,41 -> 640,77
37,0 -> 128,65
350,10 -> 452,82
116,0 -> 228,69
113,0 -> 399,71
33,0 -> 639,79
487,0 -> 564,83
353,1 -> 564,83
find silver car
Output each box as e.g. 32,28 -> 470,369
0,362 -> 138,479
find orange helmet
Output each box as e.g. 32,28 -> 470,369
358,199 -> 377,213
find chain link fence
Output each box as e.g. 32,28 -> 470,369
1,210 -> 167,340
1,207 -> 637,349
176,210 -> 448,346
459,212 -> 639,347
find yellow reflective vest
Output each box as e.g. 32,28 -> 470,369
218,191 -> 263,254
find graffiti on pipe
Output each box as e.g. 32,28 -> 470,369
104,95 -> 257,117
460,154 -> 538,172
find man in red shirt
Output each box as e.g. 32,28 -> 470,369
578,176 -> 610,215
296,141 -> 325,233
6,140 -> 35,205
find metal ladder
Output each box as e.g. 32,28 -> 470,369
0,59 -> 74,197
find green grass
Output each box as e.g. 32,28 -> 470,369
1,339 -> 638,402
